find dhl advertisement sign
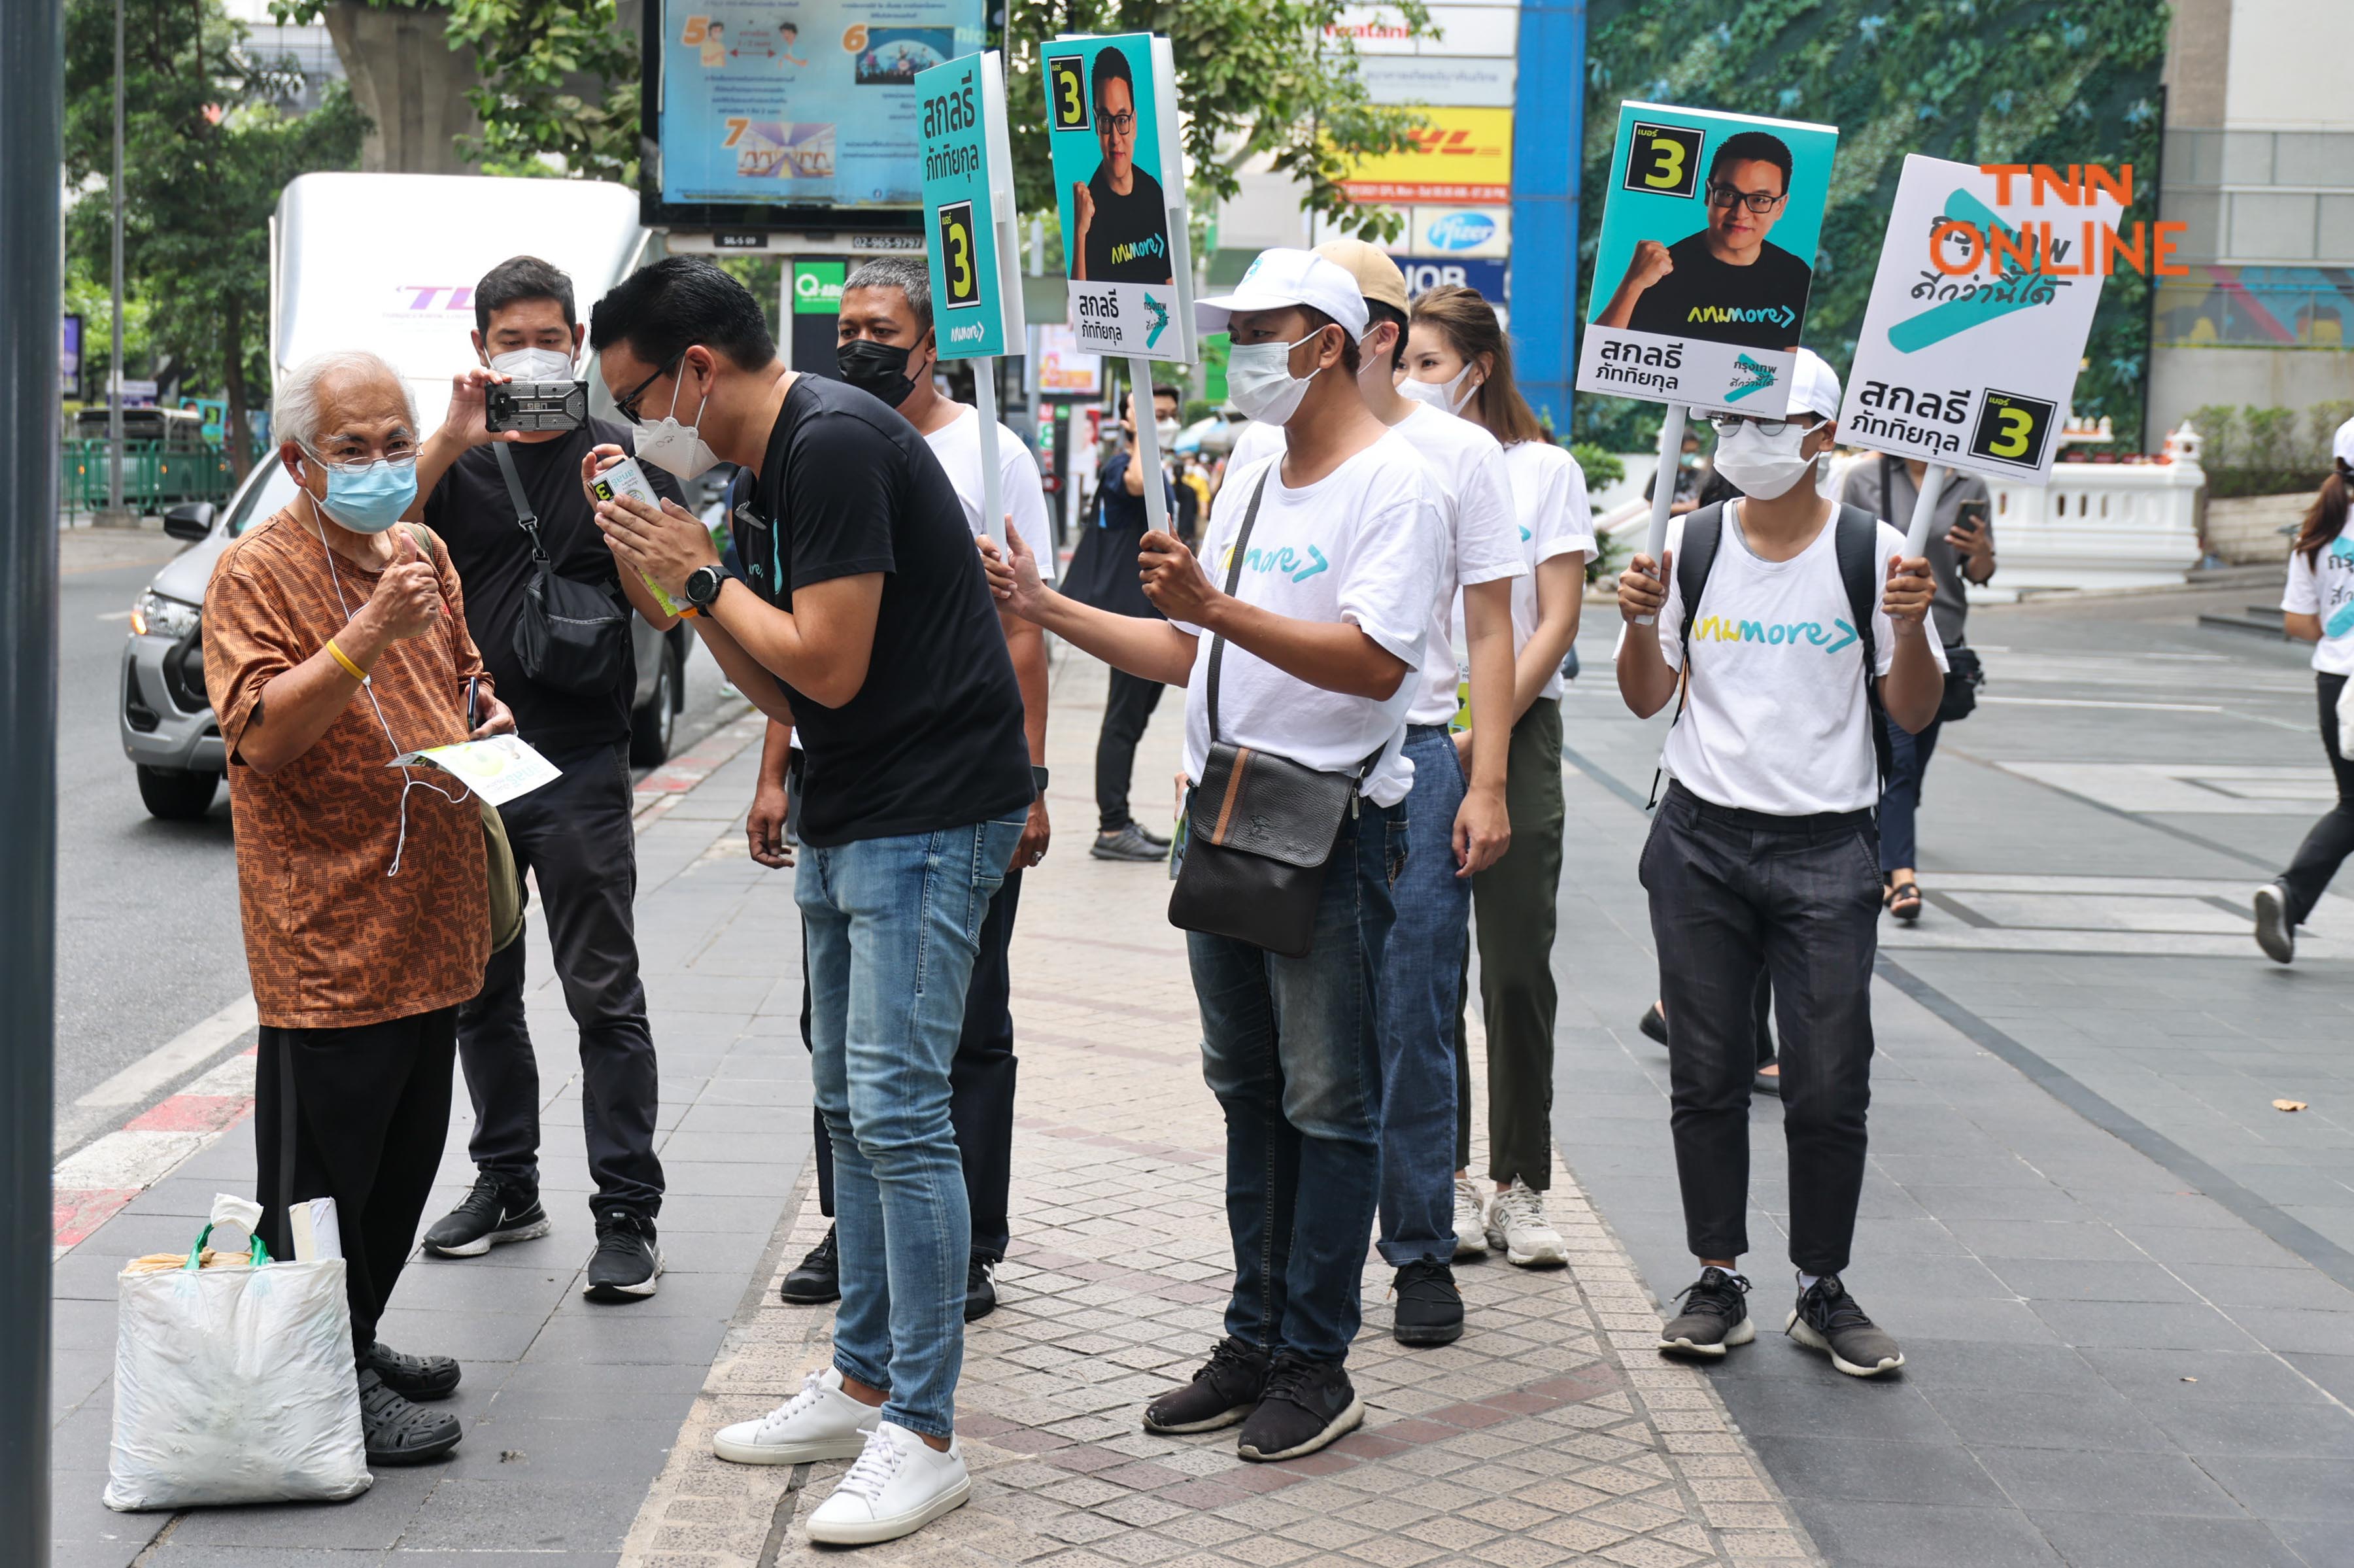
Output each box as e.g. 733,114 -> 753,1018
1338,107 -> 1512,203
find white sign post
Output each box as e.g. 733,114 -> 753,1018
1837,154 -> 2121,554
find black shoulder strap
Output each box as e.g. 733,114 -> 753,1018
490,443 -> 549,561
1674,500 -> 1726,671
1203,471 -> 1271,745
1834,502 -> 1895,789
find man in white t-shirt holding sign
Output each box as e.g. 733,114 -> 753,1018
1615,349 -> 1944,1380
1226,244 -> 1525,1348
747,255 -> 1051,1321
985,248 -> 1446,1463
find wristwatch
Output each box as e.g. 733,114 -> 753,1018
1031,765 -> 1050,795
683,563 -> 727,615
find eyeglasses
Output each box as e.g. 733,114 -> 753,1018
1706,182 -> 1786,214
1093,111 -> 1134,135
614,354 -> 683,425
1707,411 -> 1820,437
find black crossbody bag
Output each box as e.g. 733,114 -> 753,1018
1167,474 -> 1383,959
495,443 -> 630,696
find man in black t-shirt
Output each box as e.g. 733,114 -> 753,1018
407,256 -> 681,1306
1599,130 -> 1814,352
585,258 -> 1031,1544
1071,47 -> 1171,284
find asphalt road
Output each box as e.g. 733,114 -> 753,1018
50,527 -> 743,1148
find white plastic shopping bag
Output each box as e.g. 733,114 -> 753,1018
105,1215 -> 371,1510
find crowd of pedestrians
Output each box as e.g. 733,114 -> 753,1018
205,232 -> 1992,1545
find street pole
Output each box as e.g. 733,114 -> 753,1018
109,0 -> 124,515
1,0 -> 65,1553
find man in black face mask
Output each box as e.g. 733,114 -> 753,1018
751,254 -> 1052,1318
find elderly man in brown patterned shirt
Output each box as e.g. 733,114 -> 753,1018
204,349 -> 517,1468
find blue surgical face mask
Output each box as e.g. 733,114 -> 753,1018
311,454 -> 418,534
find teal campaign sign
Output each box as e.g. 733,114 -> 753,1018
917,49 -> 1022,361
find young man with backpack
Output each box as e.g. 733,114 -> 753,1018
1614,350 -> 1943,1378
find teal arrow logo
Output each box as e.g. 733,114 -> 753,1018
1886,188 -> 2073,354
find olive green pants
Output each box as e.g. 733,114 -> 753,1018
1454,698 -> 1565,1189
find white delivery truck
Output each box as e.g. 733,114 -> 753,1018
119,173 -> 692,819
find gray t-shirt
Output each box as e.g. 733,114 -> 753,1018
1840,457 -> 1992,647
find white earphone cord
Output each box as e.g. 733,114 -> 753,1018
307,492 -> 468,878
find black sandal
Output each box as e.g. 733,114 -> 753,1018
1887,880 -> 1922,923
1639,1002 -> 1668,1046
365,1341 -> 462,1401
358,1367 -> 464,1465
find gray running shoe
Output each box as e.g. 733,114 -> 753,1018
1786,1276 -> 1905,1377
1091,823 -> 1166,862
1659,1267 -> 1754,1358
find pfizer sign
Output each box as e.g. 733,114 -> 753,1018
1410,205 -> 1510,258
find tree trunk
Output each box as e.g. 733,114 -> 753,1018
222,295 -> 250,483
323,2 -> 482,175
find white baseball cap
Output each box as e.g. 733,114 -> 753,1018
2334,414 -> 2354,468
1194,248 -> 1370,338
1790,348 -> 1841,423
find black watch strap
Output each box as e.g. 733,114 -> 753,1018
1031,764 -> 1049,794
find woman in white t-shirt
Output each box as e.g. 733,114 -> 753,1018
1400,286 -> 1595,1260
2254,420 -> 2354,964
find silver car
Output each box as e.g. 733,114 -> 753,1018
120,462 -> 687,821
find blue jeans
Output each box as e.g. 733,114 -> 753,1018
1877,711 -> 1943,873
1190,800 -> 1405,1365
1376,726 -> 1469,1266
798,812 -> 1025,1439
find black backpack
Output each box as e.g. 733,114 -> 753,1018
1658,500 -> 1893,801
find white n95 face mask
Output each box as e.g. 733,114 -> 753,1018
489,346 -> 578,381
636,369 -> 721,482
1401,365 -> 1478,416
1225,331 -> 1327,426
1711,419 -> 1818,500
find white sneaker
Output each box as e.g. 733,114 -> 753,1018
1451,1176 -> 1490,1260
806,1421 -> 972,1545
1484,1178 -> 1567,1267
713,1366 -> 879,1465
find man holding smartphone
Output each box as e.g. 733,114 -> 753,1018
407,255 -> 687,1304
1839,458 -> 1994,923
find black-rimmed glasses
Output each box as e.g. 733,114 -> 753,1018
1707,411 -> 1820,437
615,353 -> 683,425
1093,111 -> 1134,135
1706,182 -> 1786,213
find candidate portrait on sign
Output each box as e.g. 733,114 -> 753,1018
1069,47 -> 1171,285
1598,130 -> 1813,352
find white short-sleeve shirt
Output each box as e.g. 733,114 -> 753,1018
923,404 -> 1053,581
2283,535 -> 2354,675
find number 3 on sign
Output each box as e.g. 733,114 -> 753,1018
1624,122 -> 1705,199
937,201 -> 981,309
1968,390 -> 2057,471
1047,54 -> 1087,131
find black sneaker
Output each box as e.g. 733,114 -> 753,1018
965,1255 -> 998,1322
2255,882 -> 2295,964
362,1341 -> 460,1401
1786,1276 -> 1905,1377
1235,1354 -> 1365,1461
1658,1267 -> 1754,1359
779,1226 -> 840,1304
1144,1337 -> 1271,1434
1391,1258 -> 1464,1346
1753,1063 -> 1783,1099
584,1208 -> 662,1303
1091,823 -> 1165,862
422,1173 -> 551,1258
1133,820 -> 1172,849
1639,1002 -> 1668,1046
357,1366 -> 462,1465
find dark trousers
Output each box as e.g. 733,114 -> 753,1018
456,739 -> 664,1218
256,1007 -> 456,1357
808,870 -> 1021,1260
2283,672 -> 2354,927
1877,712 -> 1945,873
1642,784 -> 1881,1274
1096,668 -> 1165,832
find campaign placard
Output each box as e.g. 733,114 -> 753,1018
1577,101 -> 1839,417
917,49 -> 1023,360
1042,32 -> 1196,362
1838,154 -> 2121,480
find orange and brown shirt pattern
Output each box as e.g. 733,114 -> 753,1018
203,509 -> 492,1030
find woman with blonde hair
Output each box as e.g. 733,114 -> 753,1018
1401,285 -> 1594,1262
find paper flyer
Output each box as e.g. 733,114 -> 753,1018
388,734 -> 562,807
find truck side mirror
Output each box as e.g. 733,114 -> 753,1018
162,502 -> 216,543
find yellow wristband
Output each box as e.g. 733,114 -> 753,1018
325,639 -> 369,682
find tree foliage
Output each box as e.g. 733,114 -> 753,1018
445,0 -> 640,179
1574,0 -> 2168,451
1002,1 -> 1431,243
66,0 -> 366,473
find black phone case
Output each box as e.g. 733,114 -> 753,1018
486,380 -> 588,434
